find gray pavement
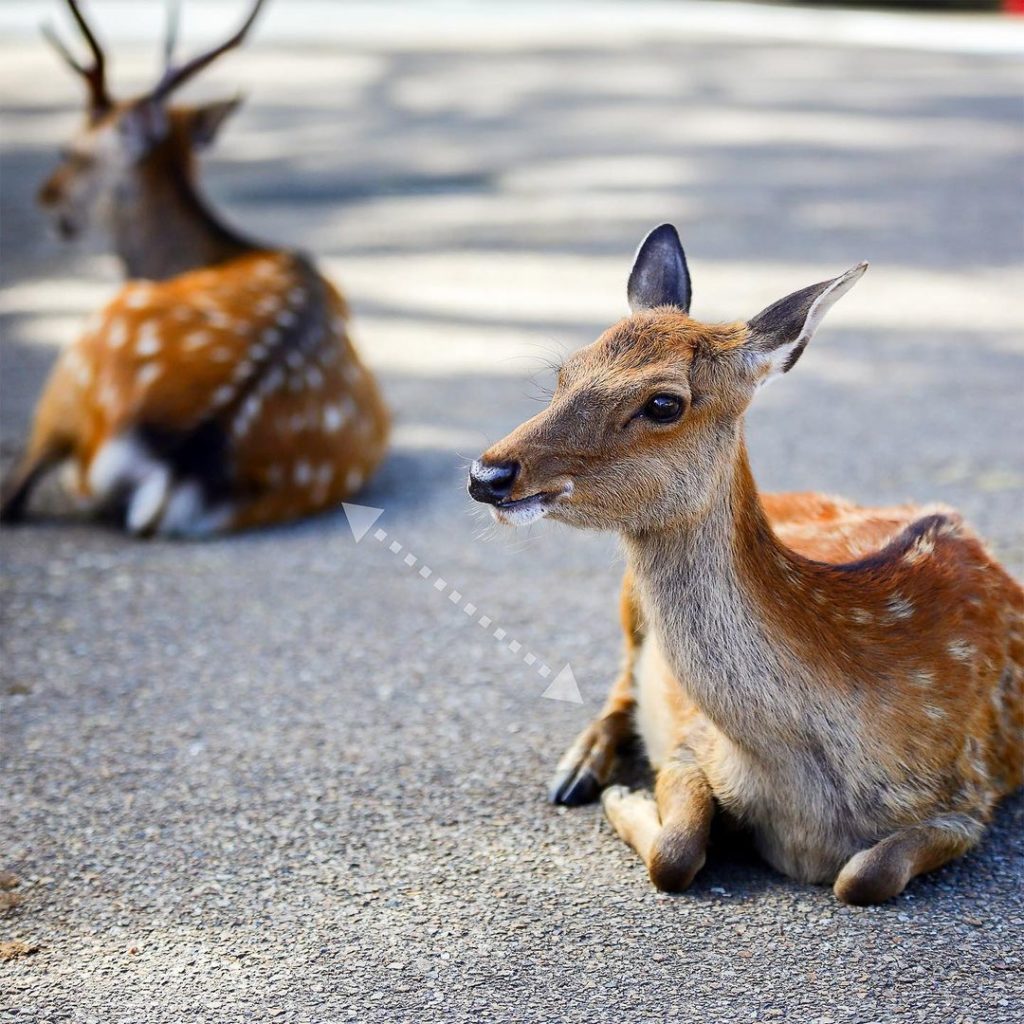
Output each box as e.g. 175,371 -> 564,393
1,3 -> 1023,1022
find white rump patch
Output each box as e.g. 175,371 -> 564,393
87,435 -> 161,503
126,466 -> 171,535
157,481 -> 231,538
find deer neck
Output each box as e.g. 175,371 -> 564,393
112,145 -> 255,281
623,439 -> 837,747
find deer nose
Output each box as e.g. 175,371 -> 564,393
468,459 -> 519,504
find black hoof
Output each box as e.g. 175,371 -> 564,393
548,766 -> 601,806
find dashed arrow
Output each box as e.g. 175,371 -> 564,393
341,502 -> 584,705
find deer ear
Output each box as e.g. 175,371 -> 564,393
744,262 -> 868,385
186,96 -> 244,149
627,223 -> 692,314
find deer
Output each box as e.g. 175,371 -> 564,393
0,0 -> 388,536
468,224 -> 1023,904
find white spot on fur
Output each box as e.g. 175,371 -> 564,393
305,366 -> 323,389
850,608 -> 873,626
261,327 -> 279,346
886,594 -> 915,621
343,362 -> 362,386
287,287 -> 305,306
948,639 -> 976,663
205,310 -> 231,329
135,321 -> 162,357
323,404 -> 345,433
211,386 -> 234,407
136,363 -> 162,392
123,285 -> 154,310
286,351 -> 303,370
294,461 -> 312,486
276,309 -> 297,328
184,330 -> 211,351
263,366 -> 284,394
211,346 -> 234,363
106,317 -> 128,349
923,703 -> 946,722
98,379 -> 119,410
904,535 -> 935,565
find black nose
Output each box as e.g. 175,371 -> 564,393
468,459 -> 519,504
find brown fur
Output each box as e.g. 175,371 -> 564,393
478,302 -> 1023,903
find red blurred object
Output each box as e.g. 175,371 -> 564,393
1007,0 -> 1024,13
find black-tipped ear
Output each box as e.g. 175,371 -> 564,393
187,96 -> 244,149
744,262 -> 868,384
627,224 -> 692,314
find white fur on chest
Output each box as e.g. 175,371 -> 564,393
632,630 -> 875,884
633,632 -> 680,771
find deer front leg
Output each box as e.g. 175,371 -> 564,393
833,814 -> 983,905
548,571 -> 642,806
601,749 -> 715,892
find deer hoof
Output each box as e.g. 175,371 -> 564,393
548,763 -> 601,806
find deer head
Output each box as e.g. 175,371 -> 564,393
469,224 -> 867,534
37,0 -> 265,241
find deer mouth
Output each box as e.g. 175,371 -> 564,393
490,487 -> 571,526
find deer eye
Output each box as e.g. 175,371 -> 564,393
641,393 -> 685,424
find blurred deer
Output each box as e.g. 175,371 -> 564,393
469,224 -> 1023,903
1,0 -> 388,535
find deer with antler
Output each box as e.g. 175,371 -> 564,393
469,225 -> 1023,903
1,0 -> 388,535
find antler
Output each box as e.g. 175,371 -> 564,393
163,0 -> 183,73
149,0 -> 266,105
42,0 -> 112,115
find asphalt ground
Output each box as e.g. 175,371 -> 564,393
1,4 -> 1022,1022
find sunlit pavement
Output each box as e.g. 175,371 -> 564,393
1,3 -> 1022,1021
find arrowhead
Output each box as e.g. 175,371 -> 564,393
542,664 -> 583,704
341,502 -> 384,543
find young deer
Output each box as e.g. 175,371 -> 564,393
1,0 -> 388,535
469,225 -> 1023,903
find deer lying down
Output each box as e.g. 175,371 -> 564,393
1,0 -> 388,536
469,225 -> 1023,903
